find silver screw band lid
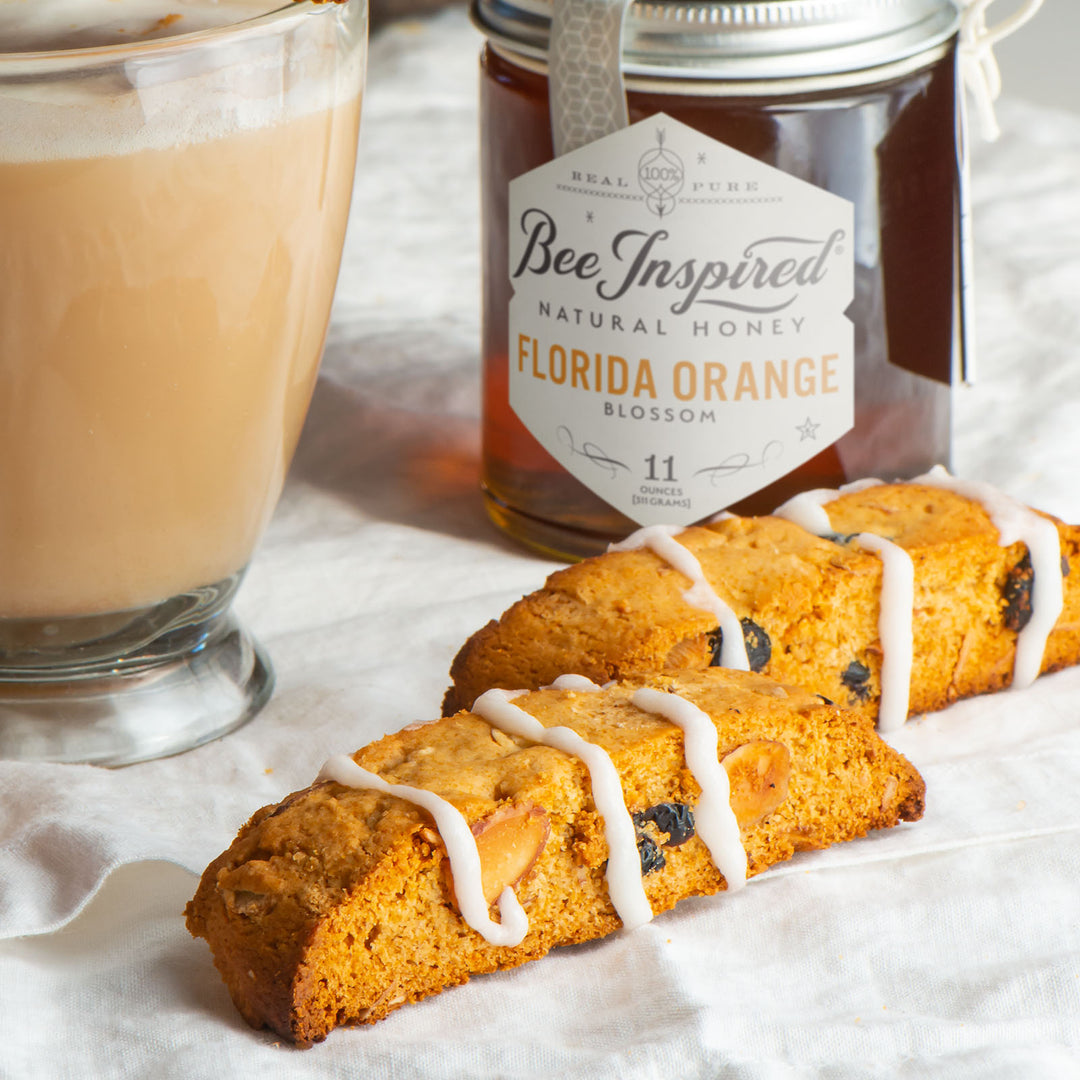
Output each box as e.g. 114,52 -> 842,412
474,0 -> 961,79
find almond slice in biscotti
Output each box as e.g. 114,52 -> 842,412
186,667 -> 924,1047
444,804 -> 550,909
722,740 -> 791,829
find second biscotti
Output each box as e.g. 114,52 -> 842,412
444,474 -> 1080,726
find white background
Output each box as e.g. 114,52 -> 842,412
995,0 -> 1079,111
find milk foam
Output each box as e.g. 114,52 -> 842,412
0,0 -> 284,52
0,0 -> 364,162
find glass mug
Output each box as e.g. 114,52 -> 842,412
0,0 -> 367,765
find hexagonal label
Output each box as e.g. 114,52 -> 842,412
508,113 -> 854,526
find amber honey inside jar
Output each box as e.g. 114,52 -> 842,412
478,0 -> 964,559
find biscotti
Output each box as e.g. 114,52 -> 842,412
186,668 -> 924,1046
444,470 -> 1080,729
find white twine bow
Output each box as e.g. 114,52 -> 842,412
960,0 -> 1045,141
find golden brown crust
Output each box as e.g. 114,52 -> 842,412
186,669 -> 924,1046
443,483 -> 1080,720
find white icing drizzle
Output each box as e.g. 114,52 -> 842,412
630,687 -> 747,891
610,524 -> 749,671
472,687 -> 654,931
317,754 -> 529,948
772,488 -> 838,535
547,674 -> 602,692
774,483 -> 915,731
850,534 -> 915,733
913,465 -> 1064,689
772,478 -> 884,535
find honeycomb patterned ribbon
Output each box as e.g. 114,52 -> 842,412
548,0 -> 633,157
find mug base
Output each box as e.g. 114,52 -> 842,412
0,610 -> 273,767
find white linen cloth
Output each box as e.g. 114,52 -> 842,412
2,9 -> 1080,1077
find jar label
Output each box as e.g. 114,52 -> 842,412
508,113 -> 855,526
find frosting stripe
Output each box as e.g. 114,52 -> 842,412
913,466 -> 1063,688
318,754 -> 529,947
473,687 -> 655,931
851,533 -> 915,733
631,687 -> 747,891
773,485 -> 915,730
610,524 -> 750,671
548,674 -> 603,692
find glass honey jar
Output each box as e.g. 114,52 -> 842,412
475,0 -> 965,559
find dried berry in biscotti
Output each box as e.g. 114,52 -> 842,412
709,620 -> 772,673
634,802 -> 696,847
632,826 -> 666,875
841,660 -> 873,703
1003,553 -> 1034,633
741,621 -> 772,672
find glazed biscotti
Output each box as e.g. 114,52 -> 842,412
444,471 -> 1080,729
186,669 -> 924,1046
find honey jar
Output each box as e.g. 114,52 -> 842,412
476,0 -> 966,559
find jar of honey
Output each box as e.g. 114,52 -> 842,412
476,0 -> 965,559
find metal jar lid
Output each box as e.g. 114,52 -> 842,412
474,0 -> 961,80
